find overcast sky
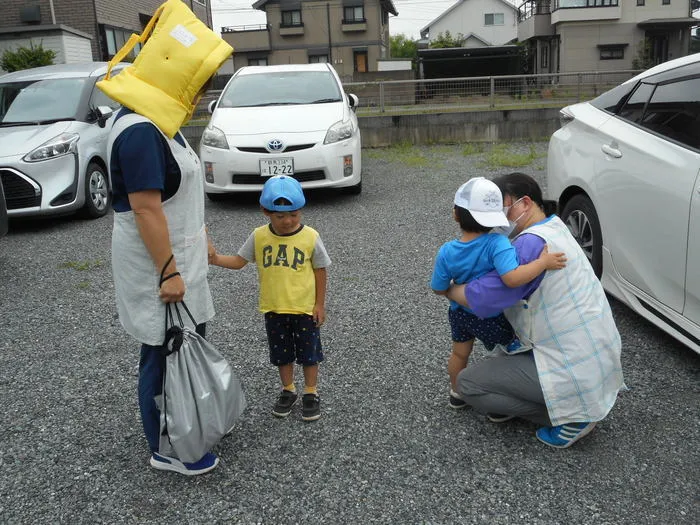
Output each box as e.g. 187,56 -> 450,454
211,0 -> 519,40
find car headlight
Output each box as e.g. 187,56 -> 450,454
201,126 -> 229,149
324,119 -> 355,145
23,133 -> 79,162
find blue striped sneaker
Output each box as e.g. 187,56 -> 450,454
536,422 -> 597,449
150,452 -> 219,476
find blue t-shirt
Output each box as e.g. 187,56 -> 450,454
466,215 -> 555,318
110,108 -> 186,212
431,232 -> 519,313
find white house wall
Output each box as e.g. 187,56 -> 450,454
61,34 -> 93,63
428,0 -> 517,46
0,33 -> 92,72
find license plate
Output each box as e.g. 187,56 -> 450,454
259,158 -> 294,177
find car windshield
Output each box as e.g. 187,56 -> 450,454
219,71 -> 342,108
0,78 -> 87,124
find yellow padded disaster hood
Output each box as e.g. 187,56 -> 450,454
97,0 -> 233,138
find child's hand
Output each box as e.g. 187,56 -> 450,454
207,237 -> 217,264
313,305 -> 326,327
539,245 -> 567,270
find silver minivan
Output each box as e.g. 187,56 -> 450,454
0,62 -> 124,219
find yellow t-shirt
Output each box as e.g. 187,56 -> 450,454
249,224 -> 328,314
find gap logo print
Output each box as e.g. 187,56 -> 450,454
262,244 -> 306,270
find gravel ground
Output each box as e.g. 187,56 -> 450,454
1,142 -> 698,524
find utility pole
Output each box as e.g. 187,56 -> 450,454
327,3 -> 333,63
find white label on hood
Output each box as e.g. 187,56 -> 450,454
170,24 -> 197,48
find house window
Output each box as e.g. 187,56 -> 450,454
636,0 -> 644,5
309,55 -> 328,63
484,13 -> 505,26
344,6 -> 365,23
281,10 -> 302,27
599,45 -> 626,60
248,57 -> 268,66
662,0 -> 670,5
102,25 -> 141,60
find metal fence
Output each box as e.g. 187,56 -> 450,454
343,70 -> 641,115
192,70 -> 641,120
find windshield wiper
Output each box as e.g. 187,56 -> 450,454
237,102 -> 302,107
0,121 -> 39,127
310,98 -> 342,104
38,118 -> 76,125
0,117 -> 76,127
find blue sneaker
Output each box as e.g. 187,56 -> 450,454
536,422 -> 597,449
150,452 -> 219,476
505,338 -> 522,353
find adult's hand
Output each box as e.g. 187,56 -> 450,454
160,274 -> 186,303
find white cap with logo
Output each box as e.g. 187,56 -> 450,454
454,177 -> 509,227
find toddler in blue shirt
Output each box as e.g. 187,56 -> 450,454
430,177 -> 565,409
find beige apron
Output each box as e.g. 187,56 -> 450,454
109,113 -> 214,345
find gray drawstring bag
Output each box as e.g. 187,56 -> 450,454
156,302 -> 246,463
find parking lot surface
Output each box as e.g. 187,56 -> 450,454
1,142 -> 698,524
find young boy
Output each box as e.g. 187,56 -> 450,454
209,175 -> 331,421
431,177 -> 565,409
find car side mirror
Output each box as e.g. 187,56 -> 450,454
96,106 -> 114,128
208,100 -> 218,114
348,94 -> 359,112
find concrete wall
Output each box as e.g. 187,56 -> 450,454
181,107 -> 561,150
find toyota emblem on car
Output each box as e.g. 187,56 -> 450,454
267,139 -> 284,152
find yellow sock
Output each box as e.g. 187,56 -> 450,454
283,383 -> 296,393
303,385 -> 318,395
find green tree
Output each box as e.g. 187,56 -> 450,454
631,39 -> 655,70
1,42 -> 56,72
390,34 -> 418,60
429,30 -> 466,49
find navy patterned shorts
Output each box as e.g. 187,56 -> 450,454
448,307 -> 516,350
264,312 -> 324,366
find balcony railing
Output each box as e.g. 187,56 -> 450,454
552,0 -> 618,9
518,1 -> 551,23
221,24 -> 269,33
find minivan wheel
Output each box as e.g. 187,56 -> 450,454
561,194 -> 603,278
82,162 -> 111,218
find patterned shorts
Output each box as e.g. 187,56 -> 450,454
448,307 -> 516,350
264,312 -> 324,366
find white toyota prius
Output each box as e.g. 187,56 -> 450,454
547,52 -> 700,354
200,63 -> 362,200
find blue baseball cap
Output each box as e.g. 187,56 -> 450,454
259,175 -> 306,212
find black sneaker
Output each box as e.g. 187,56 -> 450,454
448,388 -> 467,409
487,413 -> 516,423
448,394 -> 467,409
272,389 -> 298,418
302,393 -> 321,421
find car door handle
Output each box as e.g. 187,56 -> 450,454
601,144 -> 622,158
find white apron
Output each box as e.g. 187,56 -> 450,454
109,113 -> 214,345
504,216 -> 624,426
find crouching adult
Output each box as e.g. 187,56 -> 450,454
447,172 -> 625,448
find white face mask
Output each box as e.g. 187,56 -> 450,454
493,198 -> 526,238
